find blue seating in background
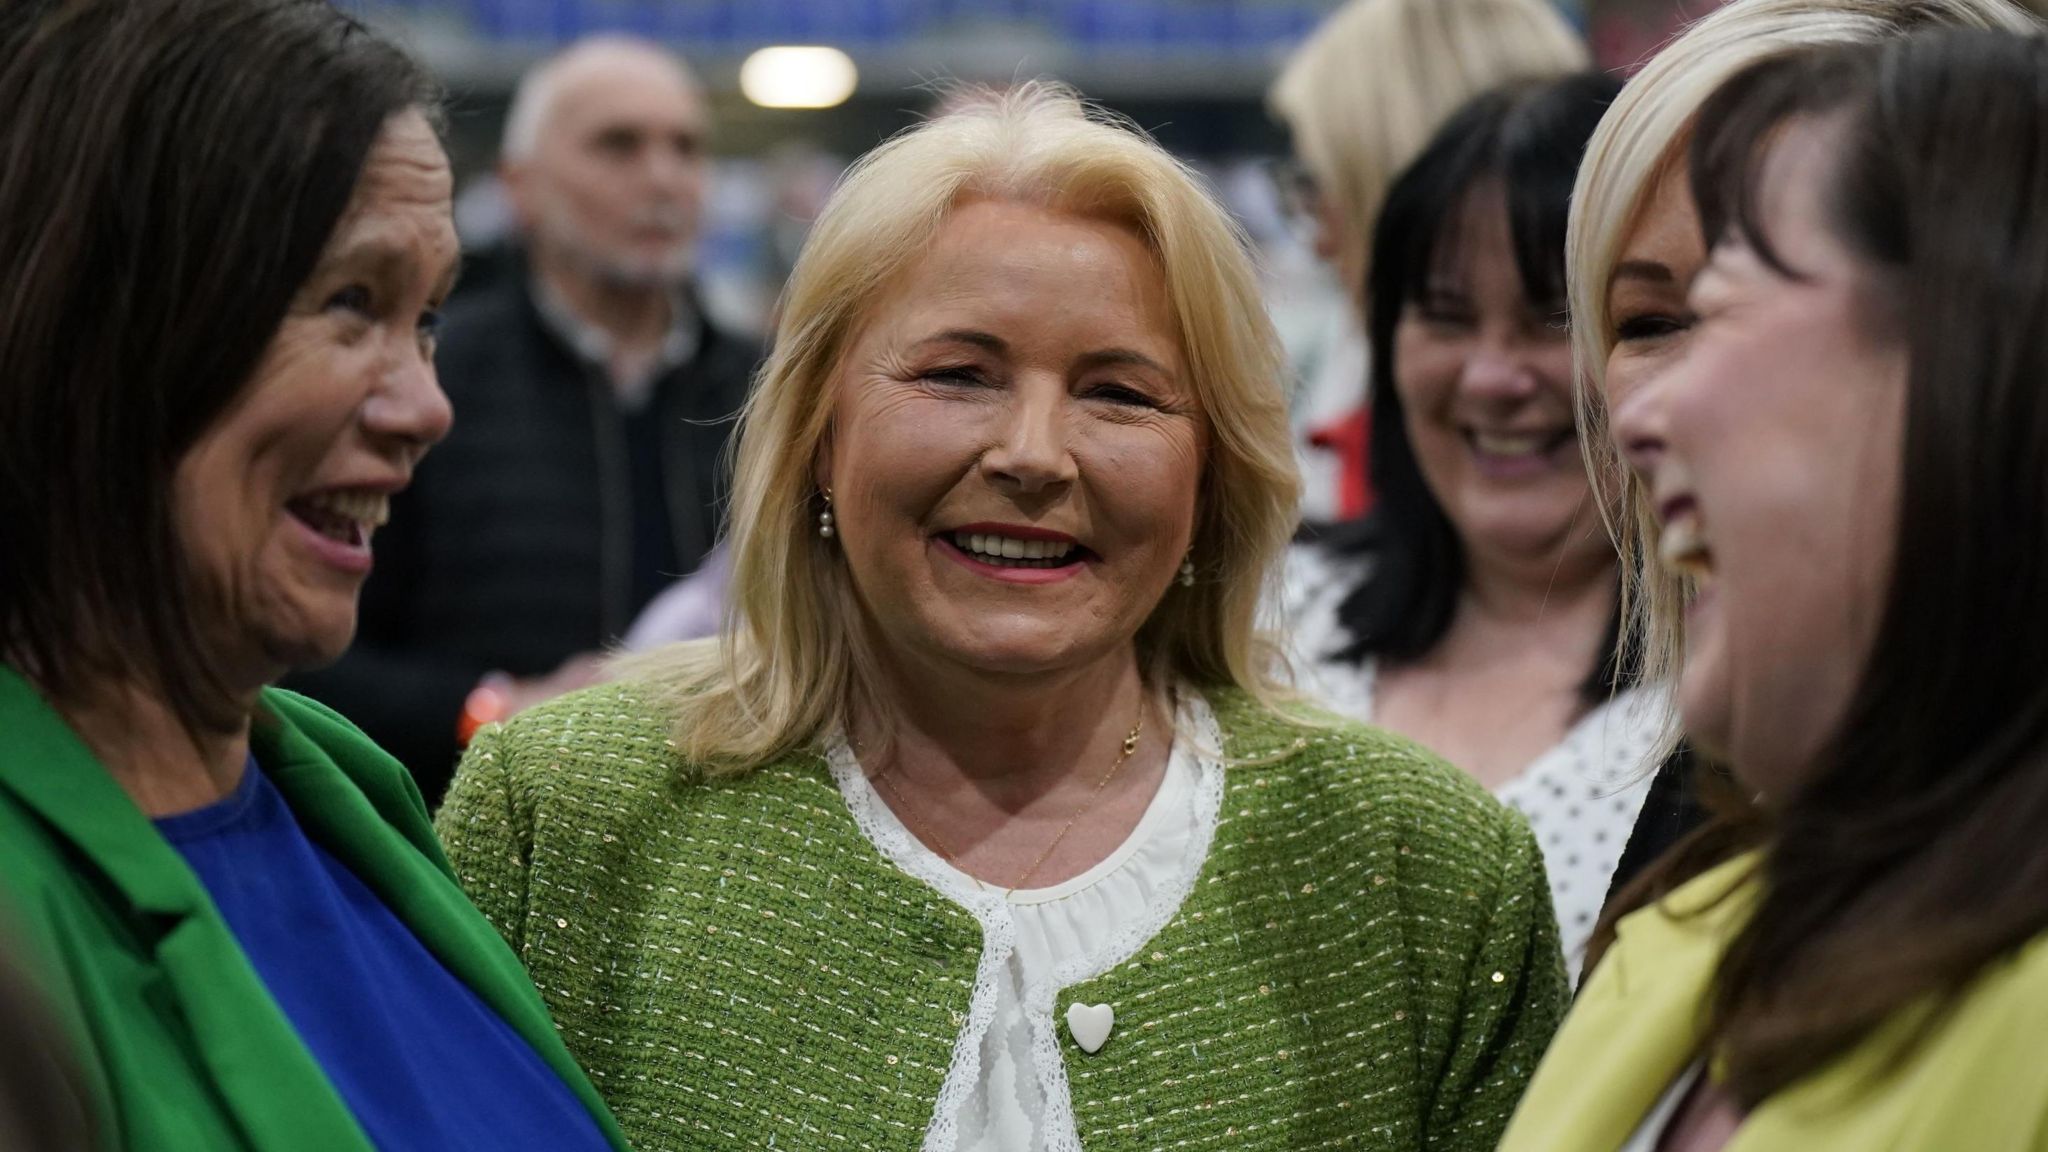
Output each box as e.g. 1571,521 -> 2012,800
362,0 -> 1331,54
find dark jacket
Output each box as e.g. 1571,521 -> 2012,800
288,269 -> 758,802
1601,748 -> 1710,906
0,667 -> 631,1152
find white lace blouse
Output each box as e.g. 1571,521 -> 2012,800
826,694 -> 1224,1152
1282,543 -> 1666,980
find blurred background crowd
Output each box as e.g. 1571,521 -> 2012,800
379,0 -> 1712,337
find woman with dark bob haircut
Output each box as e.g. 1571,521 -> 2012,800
1287,71 -> 1664,980
1503,25 -> 2048,1150
0,1 -> 625,1148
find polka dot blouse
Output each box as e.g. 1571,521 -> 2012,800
1281,543 -> 1667,982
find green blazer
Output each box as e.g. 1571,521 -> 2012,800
1500,854 -> 2048,1151
0,667 -> 630,1152
438,681 -> 1567,1151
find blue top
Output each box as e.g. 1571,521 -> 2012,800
154,757 -> 612,1152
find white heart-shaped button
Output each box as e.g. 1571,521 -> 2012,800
1066,1002 -> 1114,1054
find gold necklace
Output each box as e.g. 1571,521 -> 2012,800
870,711 -> 1147,898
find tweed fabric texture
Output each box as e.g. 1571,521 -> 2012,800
438,682 -> 1566,1151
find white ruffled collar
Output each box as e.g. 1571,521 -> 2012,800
824,691 -> 1227,1152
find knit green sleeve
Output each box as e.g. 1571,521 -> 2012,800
1424,807 -> 1569,1152
433,722 -> 533,956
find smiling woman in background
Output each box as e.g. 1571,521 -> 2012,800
437,82 -> 1565,1152
1288,72 -> 1655,978
1503,25 -> 2048,1150
0,1 -> 624,1147
1268,0 -> 1587,519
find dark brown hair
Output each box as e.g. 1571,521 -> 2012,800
0,0 -> 438,732
1609,27 -> 2048,1105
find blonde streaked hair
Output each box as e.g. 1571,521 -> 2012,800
1268,0 -> 1586,287
620,82 -> 1301,775
1569,0 -> 2040,742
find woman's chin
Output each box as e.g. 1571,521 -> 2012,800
944,645 -> 1088,678
252,609 -> 359,677
1457,505 -> 1598,565
918,624 -> 1111,680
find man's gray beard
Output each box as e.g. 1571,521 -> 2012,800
586,248 -> 693,291
539,206 -> 694,289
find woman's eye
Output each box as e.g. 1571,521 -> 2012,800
921,365 -> 988,387
1418,304 -> 1477,330
1087,382 -> 1158,408
326,284 -> 374,316
418,308 -> 445,339
1614,312 -> 1693,343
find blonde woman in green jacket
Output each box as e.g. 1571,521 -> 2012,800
0,2 -> 626,1148
438,83 -> 1565,1152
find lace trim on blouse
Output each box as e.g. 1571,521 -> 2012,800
825,693 -> 1227,1152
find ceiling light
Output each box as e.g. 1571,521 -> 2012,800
740,46 -> 858,110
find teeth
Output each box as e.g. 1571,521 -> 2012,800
951,531 -> 1077,566
301,489 -> 389,528
1658,514 -> 1714,577
1473,430 -> 1564,457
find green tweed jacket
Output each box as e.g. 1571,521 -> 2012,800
437,682 -> 1566,1151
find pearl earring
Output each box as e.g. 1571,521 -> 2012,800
1178,554 -> 1195,587
818,488 -> 836,539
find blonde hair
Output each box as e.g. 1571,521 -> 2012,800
1268,0 -> 1586,285
1567,0 -> 2040,727
622,82 -> 1302,775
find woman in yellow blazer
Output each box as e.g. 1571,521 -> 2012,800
1509,853 -> 2048,1149
1501,17 -> 2048,1152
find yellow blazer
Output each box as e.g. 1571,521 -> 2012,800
1500,854 -> 2048,1151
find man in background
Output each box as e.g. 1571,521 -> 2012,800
291,35 -> 758,803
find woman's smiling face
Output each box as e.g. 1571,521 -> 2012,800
1612,119 -> 1907,790
1392,180 -> 1603,573
817,198 -> 1205,684
172,109 -> 458,685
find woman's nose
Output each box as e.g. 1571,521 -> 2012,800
1610,375 -> 1668,478
1458,340 -> 1544,401
364,346 -> 454,464
979,384 -> 1078,496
